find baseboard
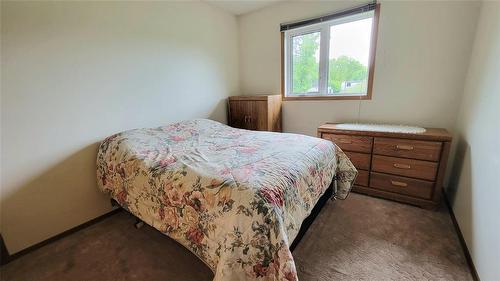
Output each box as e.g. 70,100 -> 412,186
0,208 -> 121,266
443,192 -> 480,281
1,196 -> 481,280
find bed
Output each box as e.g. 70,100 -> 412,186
96,119 -> 357,281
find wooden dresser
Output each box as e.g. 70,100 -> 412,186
318,124 -> 452,209
228,95 -> 282,132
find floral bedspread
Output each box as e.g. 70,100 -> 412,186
97,119 -> 357,280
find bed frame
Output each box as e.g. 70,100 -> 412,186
289,184 -> 334,251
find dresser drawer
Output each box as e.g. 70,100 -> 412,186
323,134 -> 373,153
370,172 -> 434,199
344,151 -> 371,170
371,155 -> 438,181
355,170 -> 369,186
373,137 -> 442,162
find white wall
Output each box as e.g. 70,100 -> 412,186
239,0 -> 480,136
0,1 -> 239,254
447,2 -> 500,280
1,1 -> 494,269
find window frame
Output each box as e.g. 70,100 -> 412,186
281,4 -> 380,101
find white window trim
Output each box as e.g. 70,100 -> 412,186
284,10 -> 375,98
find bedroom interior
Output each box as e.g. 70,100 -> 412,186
0,0 -> 499,280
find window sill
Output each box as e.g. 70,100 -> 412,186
282,95 -> 371,101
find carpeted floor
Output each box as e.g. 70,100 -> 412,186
0,193 -> 473,281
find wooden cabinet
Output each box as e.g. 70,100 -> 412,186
318,124 -> 452,209
228,95 -> 282,132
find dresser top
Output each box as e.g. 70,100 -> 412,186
318,123 -> 452,142
228,94 -> 280,101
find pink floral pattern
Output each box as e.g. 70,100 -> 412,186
97,119 -> 356,281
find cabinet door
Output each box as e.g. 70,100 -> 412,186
229,101 -> 267,130
229,101 -> 248,129
253,101 -> 268,131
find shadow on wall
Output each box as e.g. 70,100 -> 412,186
208,98 -> 228,124
447,135 -> 471,203
446,133 -> 473,256
1,142 -> 112,254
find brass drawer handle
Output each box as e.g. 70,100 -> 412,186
338,139 -> 352,144
393,163 -> 411,169
396,145 -> 414,151
391,180 -> 408,187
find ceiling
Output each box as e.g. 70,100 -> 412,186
206,0 -> 285,16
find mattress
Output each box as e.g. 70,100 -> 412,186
97,119 -> 357,281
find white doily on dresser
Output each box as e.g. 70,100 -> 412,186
335,123 -> 426,134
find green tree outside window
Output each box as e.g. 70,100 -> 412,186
292,33 -> 368,95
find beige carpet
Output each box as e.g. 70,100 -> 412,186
0,193 -> 472,281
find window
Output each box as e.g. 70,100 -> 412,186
282,4 -> 380,100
